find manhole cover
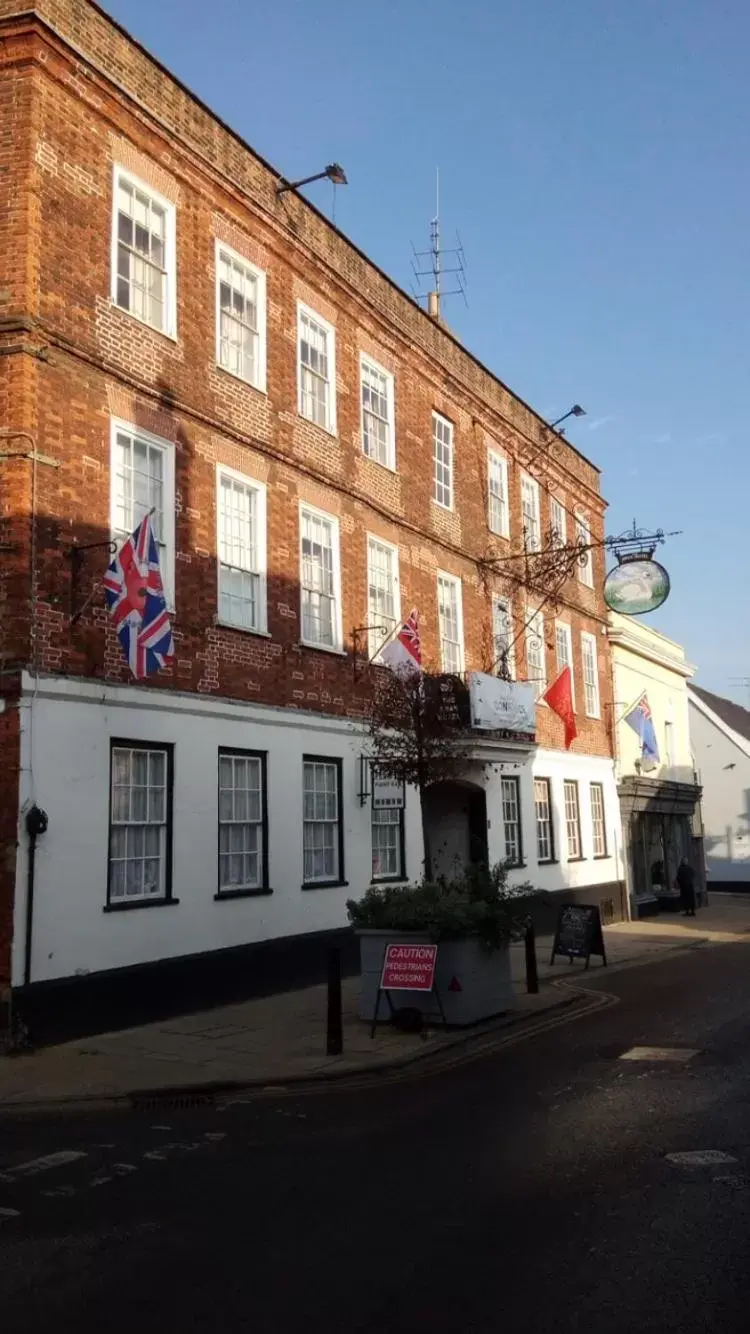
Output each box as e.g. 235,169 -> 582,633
620,1046 -> 699,1063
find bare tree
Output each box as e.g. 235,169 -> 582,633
365,669 -> 475,880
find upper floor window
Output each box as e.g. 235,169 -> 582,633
436,571 -> 464,674
215,243 -> 266,391
432,413 -> 454,509
300,504 -> 342,651
492,595 -> 515,678
521,474 -> 541,552
110,419 -> 175,606
361,357 -> 395,469
550,495 -> 566,547
298,304 -> 336,433
367,535 -> 400,660
112,166 -> 176,337
216,466 -> 267,633
581,632 -> 600,718
488,451 -> 510,537
576,511 -> 594,587
555,621 -> 575,708
525,607 -> 546,699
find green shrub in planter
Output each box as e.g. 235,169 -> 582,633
347,862 -> 537,953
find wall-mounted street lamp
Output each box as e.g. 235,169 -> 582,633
276,163 -> 348,196
549,404 -> 586,431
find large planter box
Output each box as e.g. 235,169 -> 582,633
357,929 -> 515,1027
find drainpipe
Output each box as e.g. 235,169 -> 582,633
23,804 -> 48,987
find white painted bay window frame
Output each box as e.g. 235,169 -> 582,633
581,631 -> 601,718
297,302 -> 337,434
214,240 -> 267,392
111,164 -> 177,338
436,571 -> 464,674
487,449 -> 510,537
299,502 -> 343,652
360,355 -> 395,469
216,465 -> 268,634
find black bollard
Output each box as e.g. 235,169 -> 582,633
525,921 -> 539,994
326,947 -> 343,1056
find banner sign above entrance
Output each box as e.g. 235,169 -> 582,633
468,673 -> 536,738
372,772 -> 405,810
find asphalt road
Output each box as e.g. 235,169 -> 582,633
3,940 -> 750,1333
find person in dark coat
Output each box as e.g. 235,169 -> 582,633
676,858 -> 697,917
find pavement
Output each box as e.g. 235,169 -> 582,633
3,920 -> 750,1332
1,892 -> 748,1112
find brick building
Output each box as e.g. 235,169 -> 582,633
0,0 -> 625,1038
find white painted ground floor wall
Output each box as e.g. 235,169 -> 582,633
12,674 -> 624,986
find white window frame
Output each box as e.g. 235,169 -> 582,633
371,780 -> 405,882
554,620 -> 575,709
302,757 -> 343,885
366,534 -> 401,661
501,776 -> 523,866
576,511 -> 594,587
521,473 -> 541,552
108,743 -> 171,905
218,750 -> 267,894
487,450 -> 510,538
432,412 -> 454,510
216,464 -> 268,634
109,417 -> 176,608
550,495 -> 566,547
360,355 -> 395,470
297,302 -> 337,434
214,240 -> 267,392
534,777 -> 554,863
563,779 -> 582,860
525,606 -> 546,699
590,782 -> 607,858
492,595 -> 515,679
581,631 -> 601,718
436,571 -> 464,674
299,502 -> 343,652
111,164 -> 177,339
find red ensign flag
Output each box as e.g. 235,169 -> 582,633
543,666 -> 577,749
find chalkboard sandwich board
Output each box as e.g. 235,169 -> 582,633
550,904 -> 607,969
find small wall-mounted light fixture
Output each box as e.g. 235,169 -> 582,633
277,163 -> 348,196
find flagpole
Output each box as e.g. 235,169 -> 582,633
366,607 -> 418,667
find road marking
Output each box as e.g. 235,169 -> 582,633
41,1185 -> 76,1198
667,1150 -> 738,1167
0,1207 -> 20,1223
0,1150 -> 87,1182
203,1132 -> 226,1141
620,1046 -> 699,1063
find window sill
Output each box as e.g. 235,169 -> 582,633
585,712 -> 602,721
298,410 -> 337,439
298,641 -> 347,658
566,857 -> 586,864
215,887 -> 273,901
431,499 -> 454,513
215,619 -> 271,638
370,876 -> 409,885
110,299 -> 178,344
104,897 -> 180,913
488,526 -> 510,541
506,861 -> 527,870
215,362 -> 267,396
301,880 -> 349,892
538,858 -> 558,866
593,853 -> 610,861
361,449 -> 396,474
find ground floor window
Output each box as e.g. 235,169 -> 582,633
371,804 -> 405,881
501,776 -> 523,866
218,750 -> 267,894
590,782 -> 607,858
303,756 -> 344,885
108,742 -> 172,905
534,777 -> 554,862
563,780 -> 582,860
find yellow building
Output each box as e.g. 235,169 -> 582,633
608,613 -> 704,916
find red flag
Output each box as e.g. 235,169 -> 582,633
543,666 -> 577,749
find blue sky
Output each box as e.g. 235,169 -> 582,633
109,0 -> 749,701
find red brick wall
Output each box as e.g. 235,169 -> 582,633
0,4 -> 615,766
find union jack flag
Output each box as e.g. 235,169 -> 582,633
103,511 -> 174,680
381,608 -> 422,676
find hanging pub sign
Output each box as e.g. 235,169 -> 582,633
604,554 -> 671,616
372,770 -> 405,810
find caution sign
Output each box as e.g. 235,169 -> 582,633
380,943 -> 437,992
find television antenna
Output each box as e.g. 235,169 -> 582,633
411,169 -> 467,319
